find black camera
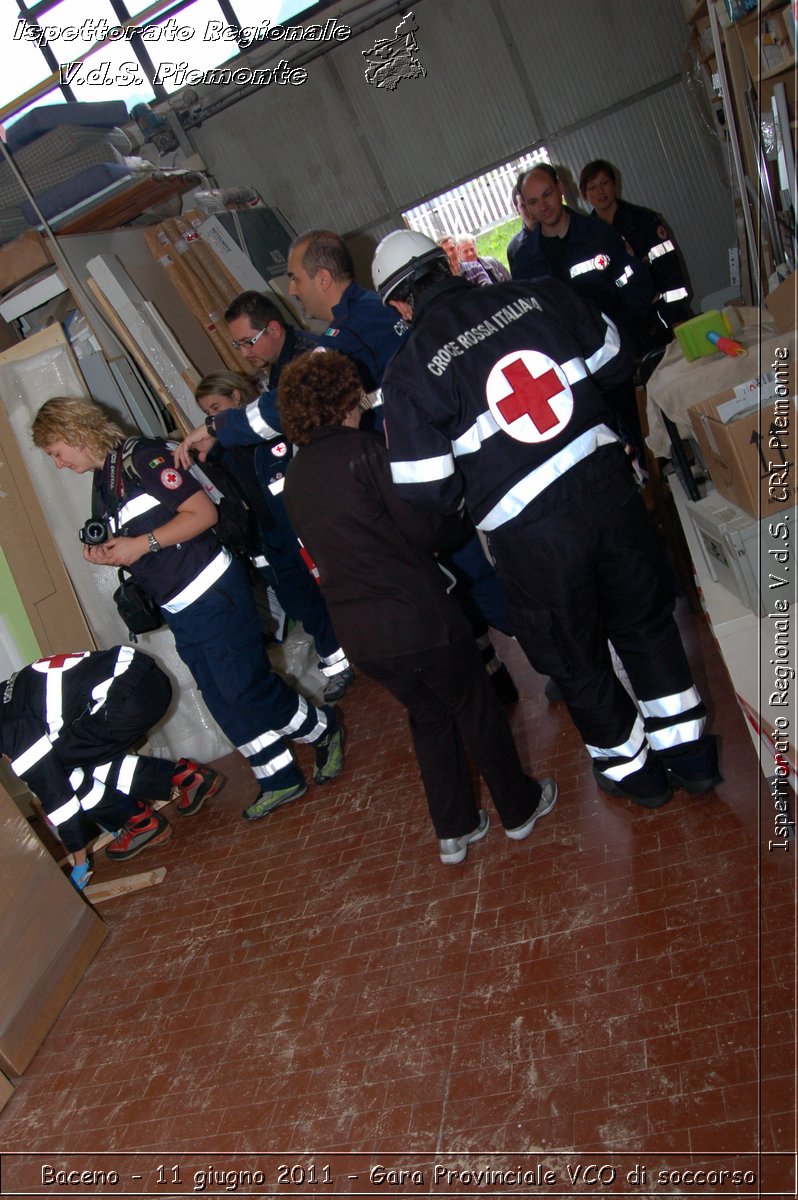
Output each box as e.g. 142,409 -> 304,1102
79,517 -> 111,546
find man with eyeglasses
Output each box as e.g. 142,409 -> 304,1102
176,294 -> 319,469
174,292 -> 355,703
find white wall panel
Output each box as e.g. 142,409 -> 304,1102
319,0 -> 541,208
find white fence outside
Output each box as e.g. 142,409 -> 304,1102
404,149 -> 551,240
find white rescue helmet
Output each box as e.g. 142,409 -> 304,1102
372,229 -> 447,303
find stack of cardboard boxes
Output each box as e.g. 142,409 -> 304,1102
685,276 -> 796,617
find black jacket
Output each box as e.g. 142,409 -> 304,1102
510,208 -> 653,344
382,276 -> 633,531
283,427 -> 469,662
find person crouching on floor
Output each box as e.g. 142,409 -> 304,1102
0,645 -> 222,887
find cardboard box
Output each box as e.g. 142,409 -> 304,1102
765,272 -> 796,334
0,231 -> 51,296
688,356 -> 796,518
735,7 -> 793,77
687,490 -> 795,616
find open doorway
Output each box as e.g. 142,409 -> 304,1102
402,148 -> 552,268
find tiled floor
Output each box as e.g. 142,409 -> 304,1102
0,604 -> 794,1196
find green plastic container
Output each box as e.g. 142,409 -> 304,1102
674,310 -> 733,362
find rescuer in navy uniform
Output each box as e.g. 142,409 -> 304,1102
173,291 -> 355,703
286,228 -> 409,430
371,230 -> 721,808
512,164 -> 653,341
579,158 -> 693,345
32,397 -> 344,824
511,164 -> 653,459
0,646 -> 223,883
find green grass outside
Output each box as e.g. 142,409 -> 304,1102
476,218 -> 522,269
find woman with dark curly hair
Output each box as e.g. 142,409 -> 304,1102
280,350 -> 556,866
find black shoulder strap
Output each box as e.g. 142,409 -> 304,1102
90,477 -> 103,520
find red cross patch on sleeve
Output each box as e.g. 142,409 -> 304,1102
160,468 -> 182,489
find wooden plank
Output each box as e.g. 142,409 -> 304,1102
0,320 -> 66,363
144,226 -> 240,374
85,279 -> 191,436
84,867 -> 166,904
147,221 -> 245,374
55,175 -> 201,237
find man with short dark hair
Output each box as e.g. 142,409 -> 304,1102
578,158 -> 692,343
287,229 -> 409,412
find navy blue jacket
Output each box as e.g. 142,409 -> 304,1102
510,208 -> 653,344
94,439 -> 223,606
320,281 -> 409,392
383,276 -> 633,532
608,198 -> 692,334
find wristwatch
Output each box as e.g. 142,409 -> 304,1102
147,531 -> 162,554
205,414 -> 217,436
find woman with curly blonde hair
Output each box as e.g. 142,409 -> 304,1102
32,395 -> 344,825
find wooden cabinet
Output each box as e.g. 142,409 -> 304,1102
0,783 -> 107,1078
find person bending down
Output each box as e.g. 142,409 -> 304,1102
176,370 -> 355,703
0,645 -> 222,886
278,349 -> 557,865
32,397 -> 344,824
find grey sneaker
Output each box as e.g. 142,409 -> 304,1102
505,778 -> 558,841
439,809 -> 489,865
242,779 -> 307,822
323,666 -> 355,703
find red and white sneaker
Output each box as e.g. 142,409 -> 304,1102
106,805 -> 172,861
171,759 -> 224,815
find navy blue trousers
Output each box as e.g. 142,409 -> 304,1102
164,558 -> 335,792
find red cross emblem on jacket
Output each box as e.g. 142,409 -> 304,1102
486,350 -> 574,443
32,652 -> 88,673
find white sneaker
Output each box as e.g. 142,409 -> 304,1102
439,810 -> 489,865
505,779 -> 558,841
